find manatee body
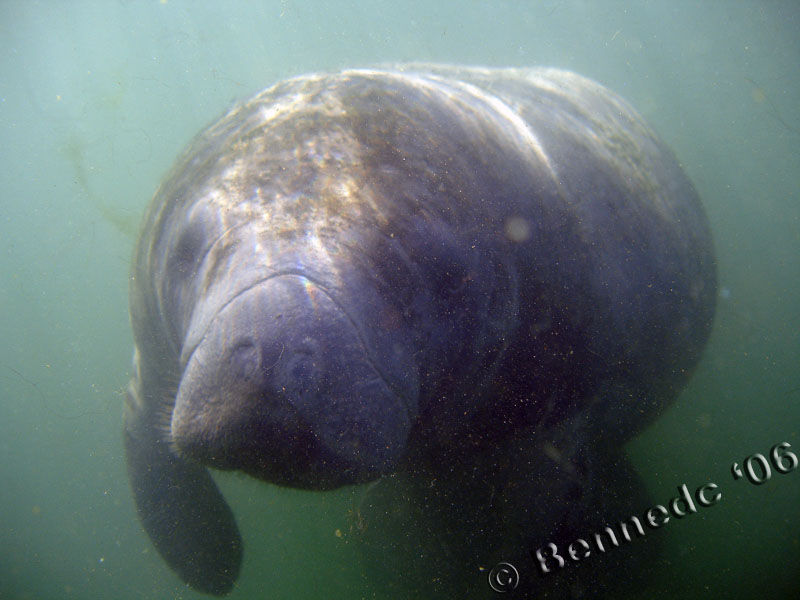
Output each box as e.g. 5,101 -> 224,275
124,65 -> 716,597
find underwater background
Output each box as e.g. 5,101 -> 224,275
0,1 -> 798,598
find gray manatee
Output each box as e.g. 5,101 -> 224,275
124,64 -> 716,596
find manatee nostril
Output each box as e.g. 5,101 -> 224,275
274,338 -> 321,384
229,340 -> 259,381
279,349 -> 322,395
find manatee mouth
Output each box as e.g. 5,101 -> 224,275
171,274 -> 417,490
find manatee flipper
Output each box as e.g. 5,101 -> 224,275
356,404 -> 663,599
124,406 -> 242,595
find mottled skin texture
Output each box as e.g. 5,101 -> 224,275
124,65 -> 716,597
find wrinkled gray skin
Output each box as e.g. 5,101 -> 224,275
125,65 -> 716,597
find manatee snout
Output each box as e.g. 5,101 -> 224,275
172,274 -> 417,489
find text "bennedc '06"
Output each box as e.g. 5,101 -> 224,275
533,441 -> 797,574
532,481 -> 719,574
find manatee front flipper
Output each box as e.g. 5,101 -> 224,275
124,418 -> 242,595
356,406 -> 663,599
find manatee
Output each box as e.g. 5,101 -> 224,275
124,64 -> 716,597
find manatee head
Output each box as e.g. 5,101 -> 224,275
126,144 -> 422,595
169,272 -> 418,489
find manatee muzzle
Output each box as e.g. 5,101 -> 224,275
171,274 -> 416,489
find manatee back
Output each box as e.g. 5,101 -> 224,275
354,65 -> 717,452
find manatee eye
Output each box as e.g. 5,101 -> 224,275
171,219 -> 208,277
